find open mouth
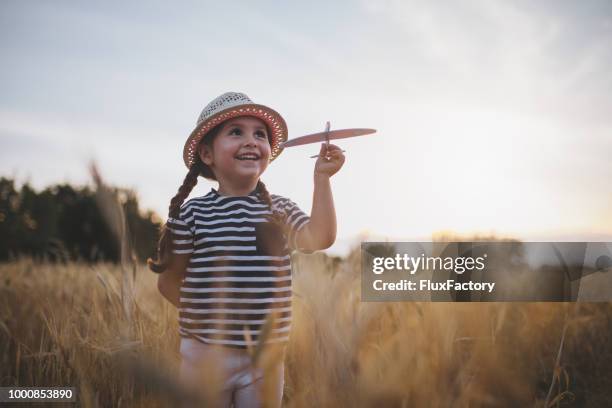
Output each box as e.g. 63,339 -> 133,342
235,153 -> 261,161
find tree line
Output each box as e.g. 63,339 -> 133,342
0,177 -> 161,263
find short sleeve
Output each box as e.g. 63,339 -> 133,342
273,196 -> 310,252
167,205 -> 194,255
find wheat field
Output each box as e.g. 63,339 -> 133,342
1,250 -> 611,407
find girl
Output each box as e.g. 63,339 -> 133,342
148,92 -> 345,407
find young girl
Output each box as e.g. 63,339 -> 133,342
148,92 -> 345,407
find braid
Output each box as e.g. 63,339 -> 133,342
147,161 -> 203,273
169,162 -> 202,218
256,180 -> 289,308
256,180 -> 287,227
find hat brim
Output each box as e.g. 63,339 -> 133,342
183,104 -> 288,169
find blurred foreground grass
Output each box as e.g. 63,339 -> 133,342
1,252 -> 612,407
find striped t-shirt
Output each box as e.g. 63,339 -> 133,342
168,187 -> 310,349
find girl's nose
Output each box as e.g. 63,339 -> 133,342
243,133 -> 258,146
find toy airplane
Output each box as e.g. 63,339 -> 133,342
279,121 -> 376,158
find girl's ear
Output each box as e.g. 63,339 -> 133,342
199,143 -> 214,166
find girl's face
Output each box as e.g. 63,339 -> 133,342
199,116 -> 272,188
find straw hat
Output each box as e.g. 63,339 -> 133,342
183,92 -> 288,169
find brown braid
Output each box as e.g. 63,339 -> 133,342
256,180 -> 287,228
147,122 -> 227,273
169,162 -> 202,218
256,179 -> 290,330
147,160 -> 203,273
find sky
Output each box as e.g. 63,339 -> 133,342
2,0 -> 612,255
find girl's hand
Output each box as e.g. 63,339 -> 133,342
314,143 -> 345,178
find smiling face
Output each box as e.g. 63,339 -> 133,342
198,116 -> 272,193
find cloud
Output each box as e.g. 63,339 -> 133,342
359,0 -> 612,124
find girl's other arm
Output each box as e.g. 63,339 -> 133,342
157,254 -> 190,308
297,143 -> 345,251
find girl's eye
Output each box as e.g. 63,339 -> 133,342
255,130 -> 268,139
229,128 -> 242,136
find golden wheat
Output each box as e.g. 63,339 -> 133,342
2,253 -> 611,407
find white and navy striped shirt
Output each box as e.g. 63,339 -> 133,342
168,187 -> 310,349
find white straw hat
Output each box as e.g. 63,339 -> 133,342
183,92 -> 288,169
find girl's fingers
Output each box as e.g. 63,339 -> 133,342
319,143 -> 342,152
324,148 -> 343,156
315,145 -> 345,169
322,151 -> 343,159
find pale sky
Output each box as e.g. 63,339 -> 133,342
2,0 -> 612,255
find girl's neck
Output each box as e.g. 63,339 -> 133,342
216,181 -> 259,197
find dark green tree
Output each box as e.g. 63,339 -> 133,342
0,177 -> 160,263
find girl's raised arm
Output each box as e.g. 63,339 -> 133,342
296,143 -> 345,251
